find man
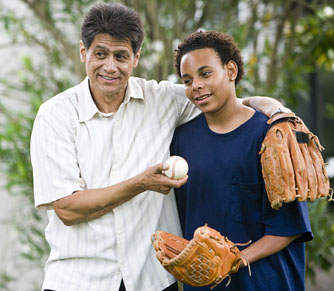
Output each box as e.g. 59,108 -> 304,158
171,30 -> 312,290
31,3 -> 286,291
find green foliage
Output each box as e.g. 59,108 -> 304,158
0,0 -> 333,289
306,199 -> 334,284
326,103 -> 334,119
0,59 -> 51,288
0,272 -> 14,291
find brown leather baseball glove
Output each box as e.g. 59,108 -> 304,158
259,112 -> 332,210
152,224 -> 250,289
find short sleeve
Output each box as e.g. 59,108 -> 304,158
262,193 -> 313,242
30,115 -> 85,210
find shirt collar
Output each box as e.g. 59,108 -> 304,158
78,77 -> 100,122
124,77 -> 144,104
78,77 -> 144,122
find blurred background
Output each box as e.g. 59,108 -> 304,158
0,0 -> 333,290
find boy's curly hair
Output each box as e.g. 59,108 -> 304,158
175,30 -> 244,85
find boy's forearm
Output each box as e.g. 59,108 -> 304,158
240,234 -> 301,266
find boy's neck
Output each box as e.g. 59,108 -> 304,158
205,102 -> 255,134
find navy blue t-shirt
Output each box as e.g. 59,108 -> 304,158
170,111 -> 312,291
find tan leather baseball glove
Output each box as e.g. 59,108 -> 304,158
259,112 -> 332,210
152,224 -> 250,289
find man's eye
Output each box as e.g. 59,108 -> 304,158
96,51 -> 106,58
202,71 -> 211,77
116,54 -> 127,61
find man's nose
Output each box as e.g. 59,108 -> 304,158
104,57 -> 117,72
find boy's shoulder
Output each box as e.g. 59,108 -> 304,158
175,113 -> 203,132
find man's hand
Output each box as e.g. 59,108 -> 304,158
242,96 -> 284,118
53,162 -> 187,226
139,163 -> 188,194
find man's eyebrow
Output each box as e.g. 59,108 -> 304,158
94,44 -> 109,51
92,45 -> 130,54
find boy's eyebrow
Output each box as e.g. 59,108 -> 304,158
181,65 -> 211,79
181,73 -> 191,79
197,65 -> 210,72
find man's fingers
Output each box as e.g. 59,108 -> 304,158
159,186 -> 172,194
152,175 -> 189,194
141,163 -> 188,194
167,175 -> 189,187
151,162 -> 168,173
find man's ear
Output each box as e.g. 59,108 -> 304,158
79,40 -> 87,63
227,60 -> 238,81
133,48 -> 141,68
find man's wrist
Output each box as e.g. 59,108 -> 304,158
270,107 -> 292,119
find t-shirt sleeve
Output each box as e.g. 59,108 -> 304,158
262,192 -> 313,242
30,115 -> 85,210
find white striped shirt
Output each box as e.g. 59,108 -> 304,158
30,77 -> 200,291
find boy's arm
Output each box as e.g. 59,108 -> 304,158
240,234 -> 301,266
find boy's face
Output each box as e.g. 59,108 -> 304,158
180,48 -> 236,115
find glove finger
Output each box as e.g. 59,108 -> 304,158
285,124 -> 308,201
274,142 -> 296,204
153,231 -> 189,261
273,124 -> 300,204
298,142 -> 317,201
260,142 -> 284,210
308,135 -> 330,198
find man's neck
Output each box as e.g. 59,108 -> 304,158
89,85 -> 127,113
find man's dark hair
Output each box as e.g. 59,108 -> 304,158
81,3 -> 144,54
175,30 -> 244,85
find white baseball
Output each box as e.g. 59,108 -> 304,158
164,156 -> 189,179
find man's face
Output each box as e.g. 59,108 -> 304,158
180,48 -> 236,116
80,34 -> 140,102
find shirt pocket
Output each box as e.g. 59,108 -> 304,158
230,181 -> 264,225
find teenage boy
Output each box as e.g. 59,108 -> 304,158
171,30 -> 312,291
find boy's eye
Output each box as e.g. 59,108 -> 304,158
202,71 -> 211,77
183,79 -> 192,86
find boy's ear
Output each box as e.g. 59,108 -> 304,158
227,60 -> 238,81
